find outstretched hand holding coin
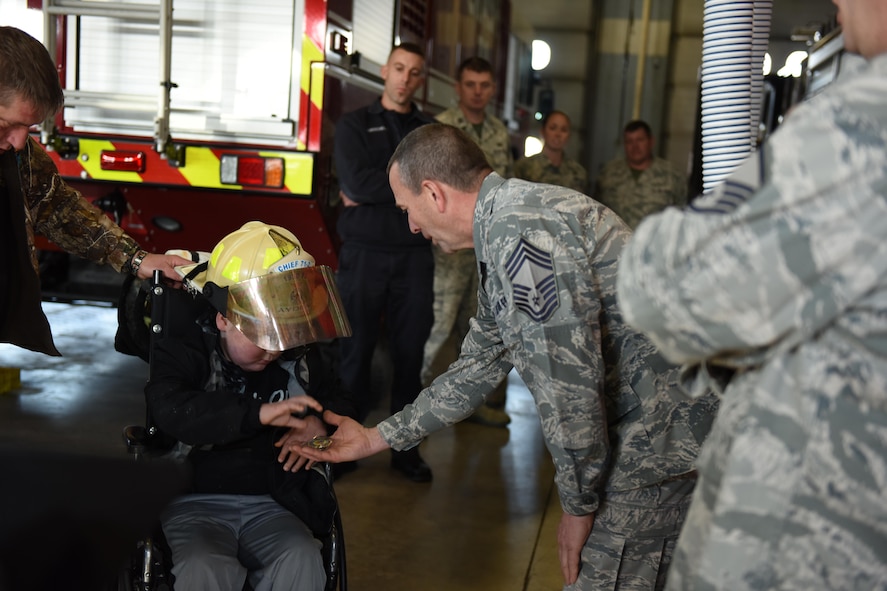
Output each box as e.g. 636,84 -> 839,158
296,410 -> 391,464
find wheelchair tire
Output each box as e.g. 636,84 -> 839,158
115,535 -> 174,591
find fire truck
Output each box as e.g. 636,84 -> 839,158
8,0 -> 528,301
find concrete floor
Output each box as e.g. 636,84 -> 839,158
0,302 -> 564,591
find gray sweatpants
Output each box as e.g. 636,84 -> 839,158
566,478 -> 696,591
161,493 -> 325,591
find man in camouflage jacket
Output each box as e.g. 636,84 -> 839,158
434,57 -> 513,180
616,1 -> 887,588
594,120 -> 687,230
298,124 -> 718,590
0,26 -> 188,356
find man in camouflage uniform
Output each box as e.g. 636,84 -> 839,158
429,56 -> 514,428
616,1 -> 887,588
297,124 -> 718,590
0,26 -> 188,356
594,120 -> 687,229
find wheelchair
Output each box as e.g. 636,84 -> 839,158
115,270 -> 347,591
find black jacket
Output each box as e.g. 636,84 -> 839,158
145,303 -> 358,497
1,139 -> 140,356
0,149 -> 53,355
333,98 -> 434,249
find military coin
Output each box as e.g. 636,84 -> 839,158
310,435 -> 333,450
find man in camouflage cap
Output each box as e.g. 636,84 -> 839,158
616,0 -> 887,588
594,120 -> 687,229
0,26 -> 189,357
297,123 -> 718,589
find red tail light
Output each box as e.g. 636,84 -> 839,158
220,155 -> 285,188
100,150 -> 146,172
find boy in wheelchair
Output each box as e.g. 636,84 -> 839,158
145,221 -> 356,590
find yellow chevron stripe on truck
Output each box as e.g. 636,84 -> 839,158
303,34 -> 324,113
74,140 -> 313,194
177,146 -> 224,188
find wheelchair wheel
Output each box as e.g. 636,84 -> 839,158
116,535 -> 173,591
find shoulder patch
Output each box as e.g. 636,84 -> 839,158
505,237 -> 559,322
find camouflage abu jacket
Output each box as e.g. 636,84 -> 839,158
379,173 -> 717,515
514,151 -> 588,194
9,137 -> 137,275
617,53 -> 887,590
436,107 -> 513,178
594,156 -> 687,229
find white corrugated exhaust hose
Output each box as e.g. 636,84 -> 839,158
700,0 -> 771,192
751,1 -> 773,145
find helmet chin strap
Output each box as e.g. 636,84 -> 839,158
183,260 -> 208,282
202,280 -> 229,315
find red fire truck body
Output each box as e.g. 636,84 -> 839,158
13,0 -> 526,300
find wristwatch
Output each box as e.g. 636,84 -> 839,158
127,249 -> 149,277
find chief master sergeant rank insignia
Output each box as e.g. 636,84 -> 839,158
505,237 -> 559,322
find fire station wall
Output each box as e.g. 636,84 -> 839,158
665,0 -> 705,181
584,0 -> 677,183
526,27 -> 590,163
524,0 -> 835,196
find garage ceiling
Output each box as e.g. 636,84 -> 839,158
511,0 -> 837,41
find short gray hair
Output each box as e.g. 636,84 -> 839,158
388,124 -> 491,194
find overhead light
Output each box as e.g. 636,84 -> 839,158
532,40 -> 551,71
524,136 -> 543,157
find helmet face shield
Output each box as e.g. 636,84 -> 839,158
223,266 -> 351,351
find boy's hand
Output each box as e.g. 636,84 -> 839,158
274,414 -> 327,471
259,396 -> 323,428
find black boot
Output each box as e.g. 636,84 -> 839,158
390,447 -> 432,482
